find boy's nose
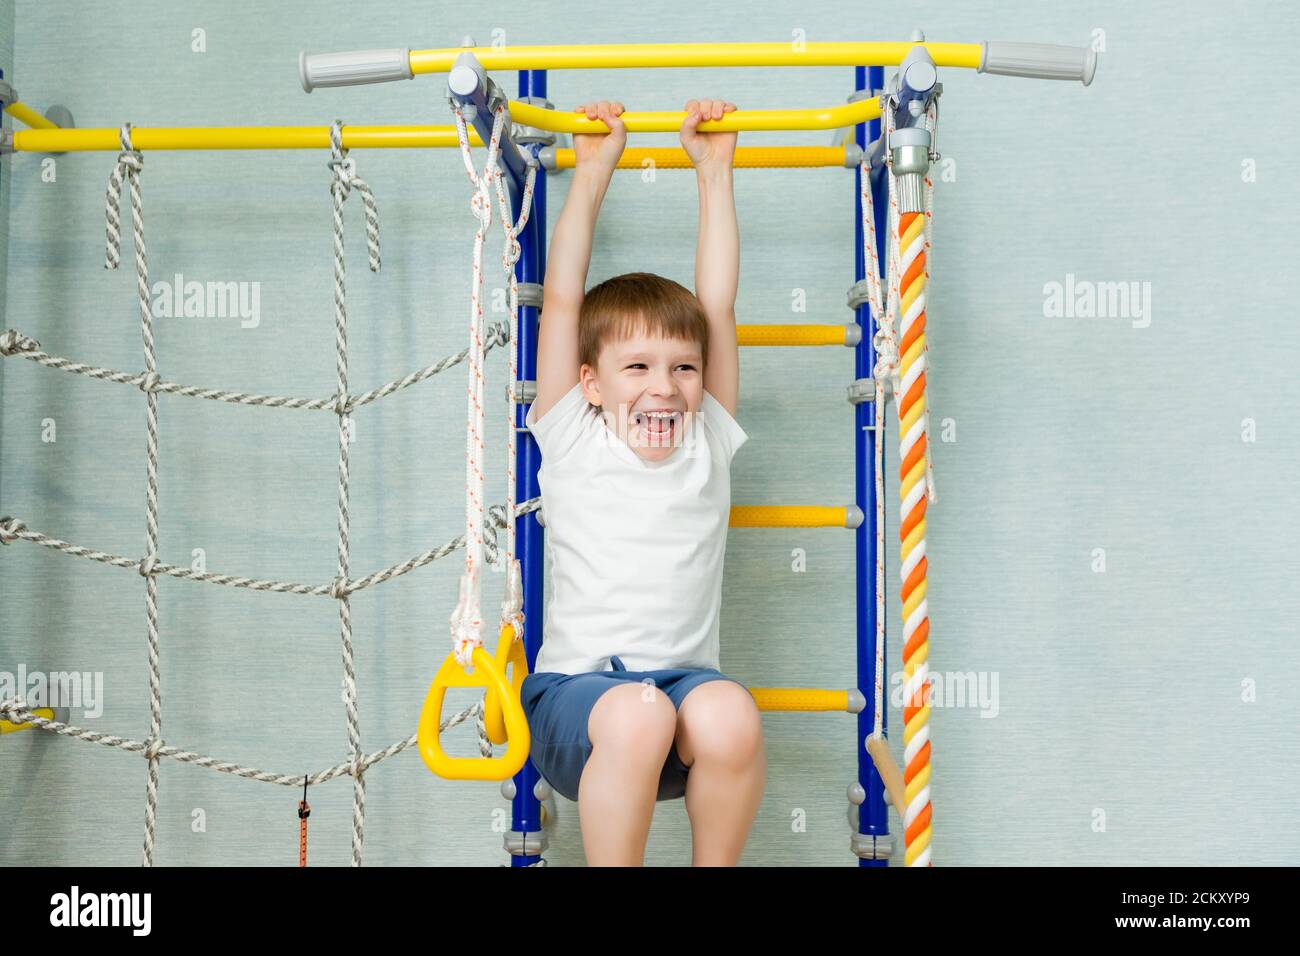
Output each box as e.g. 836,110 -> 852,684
650,372 -> 678,395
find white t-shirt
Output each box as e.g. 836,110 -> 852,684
524,382 -> 749,674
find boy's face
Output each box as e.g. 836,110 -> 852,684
580,331 -> 705,463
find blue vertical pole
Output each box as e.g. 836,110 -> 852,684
854,63 -> 890,867
511,67 -> 547,866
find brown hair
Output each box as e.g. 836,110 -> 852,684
578,272 -> 709,374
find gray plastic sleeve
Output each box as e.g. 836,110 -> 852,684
299,48 -> 414,93
979,41 -> 1097,86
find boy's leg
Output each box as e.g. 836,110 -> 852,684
580,682 -> 677,866
674,680 -> 766,866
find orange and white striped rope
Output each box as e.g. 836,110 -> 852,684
896,202 -> 932,868
863,98 -> 936,867
892,99 -> 936,868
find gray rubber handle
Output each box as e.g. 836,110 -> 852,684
979,42 -> 1097,86
299,48 -> 413,93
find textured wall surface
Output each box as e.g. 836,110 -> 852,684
3,1 -> 1297,866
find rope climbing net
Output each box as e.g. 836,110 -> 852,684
0,114 -> 538,866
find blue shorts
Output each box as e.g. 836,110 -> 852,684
521,655 -> 743,803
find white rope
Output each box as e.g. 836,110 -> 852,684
920,98 -> 937,503
104,121 -> 164,867
485,111 -> 538,650
328,120 -> 384,866
861,103 -> 899,742
447,101 -> 537,670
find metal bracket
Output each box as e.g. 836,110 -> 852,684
850,831 -> 894,861
0,130 -> 13,155
504,830 -> 548,857
847,377 -> 887,406
846,279 -> 877,312
512,96 -> 558,147
515,281 -> 543,310
507,379 -> 537,405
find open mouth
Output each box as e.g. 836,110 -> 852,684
630,410 -> 682,443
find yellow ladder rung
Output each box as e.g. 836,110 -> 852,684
737,324 -> 859,347
749,688 -> 858,713
730,505 -> 863,529
10,121 -> 488,153
554,146 -> 853,170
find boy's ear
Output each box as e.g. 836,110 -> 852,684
579,363 -> 601,406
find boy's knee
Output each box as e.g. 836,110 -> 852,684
683,683 -> 765,765
588,682 -> 676,752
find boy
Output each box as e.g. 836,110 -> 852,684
520,99 -> 765,866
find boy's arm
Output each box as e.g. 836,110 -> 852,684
682,99 -> 741,417
694,165 -> 740,417
533,168 -> 613,420
533,102 -> 625,422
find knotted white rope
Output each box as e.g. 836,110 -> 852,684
447,101 -> 537,672
104,121 -> 166,867
859,147 -> 893,741
327,120 -> 382,865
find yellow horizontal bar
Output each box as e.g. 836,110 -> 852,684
13,124 -> 487,153
556,146 -> 851,170
4,101 -> 57,129
737,324 -> 855,346
510,97 -> 878,134
12,104 -> 877,154
730,505 -> 855,528
410,41 -> 984,73
1,708 -> 55,735
749,688 -> 850,713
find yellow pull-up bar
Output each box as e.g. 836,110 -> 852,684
300,38 -> 1094,91
4,99 -> 880,152
406,41 -> 986,73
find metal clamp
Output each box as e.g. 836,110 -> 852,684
512,96 -> 557,147
0,130 -> 13,155
503,830 -> 548,857
515,282 -> 544,310
850,831 -> 894,861
507,379 -> 537,405
847,377 -> 887,406
846,279 -> 877,312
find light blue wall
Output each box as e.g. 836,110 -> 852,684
3,0 -> 1298,866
